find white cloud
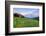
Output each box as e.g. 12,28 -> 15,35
13,11 -> 39,18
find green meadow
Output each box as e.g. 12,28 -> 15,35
13,17 -> 39,28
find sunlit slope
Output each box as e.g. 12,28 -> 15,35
13,17 -> 39,28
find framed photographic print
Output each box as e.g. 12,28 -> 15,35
5,1 -> 45,35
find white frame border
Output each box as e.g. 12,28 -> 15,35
9,5 -> 43,33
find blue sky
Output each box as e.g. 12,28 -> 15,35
13,8 -> 39,18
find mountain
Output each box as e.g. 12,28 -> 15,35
14,13 -> 24,18
14,12 -> 39,18
24,14 -> 39,18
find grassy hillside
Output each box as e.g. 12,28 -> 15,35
13,17 -> 39,28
